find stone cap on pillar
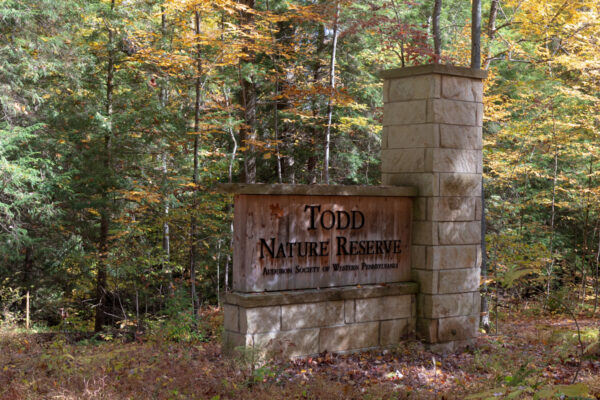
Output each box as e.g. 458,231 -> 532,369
379,64 -> 488,80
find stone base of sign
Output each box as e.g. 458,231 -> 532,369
223,282 -> 418,359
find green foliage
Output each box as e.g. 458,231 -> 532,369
0,0 -> 599,332
0,284 -> 22,327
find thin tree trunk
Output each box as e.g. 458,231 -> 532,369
480,176 -> 490,331
216,240 -> 221,307
432,0 -> 442,61
307,24 -> 326,184
160,6 -> 172,294
581,155 -> 593,305
389,0 -> 405,67
161,154 -> 171,290
238,0 -> 257,184
471,0 -> 481,69
25,291 -> 29,330
324,1 -> 339,185
483,0 -> 499,69
546,105 -> 559,297
96,0 -> 116,333
266,0 -> 283,184
223,88 -> 238,184
594,227 -> 600,314
273,75 -> 283,184
189,9 -> 202,320
225,222 -> 233,292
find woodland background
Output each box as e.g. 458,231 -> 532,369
1,0 -> 599,341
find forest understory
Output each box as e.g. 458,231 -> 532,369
1,304 -> 600,400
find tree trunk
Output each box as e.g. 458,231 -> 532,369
189,9 -> 202,320
546,105 -> 559,297
581,154 -> 593,305
225,222 -> 233,292
266,0 -> 283,184
161,153 -> 171,290
389,0 -> 405,67
324,1 -> 339,185
471,0 -> 481,69
95,0 -> 116,333
594,227 -> 600,314
480,176 -> 490,331
238,0 -> 257,184
480,0 -> 497,331
483,0 -> 499,69
307,24 -> 325,185
160,6 -> 172,294
432,0 -> 442,61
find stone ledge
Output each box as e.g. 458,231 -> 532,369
217,183 -> 417,197
379,64 -> 488,80
224,282 -> 419,308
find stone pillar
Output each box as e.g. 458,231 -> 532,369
380,64 -> 487,351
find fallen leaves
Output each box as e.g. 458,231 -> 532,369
1,311 -> 599,399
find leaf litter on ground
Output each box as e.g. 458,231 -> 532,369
1,310 -> 599,399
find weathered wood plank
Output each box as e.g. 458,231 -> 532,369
232,194 -> 413,292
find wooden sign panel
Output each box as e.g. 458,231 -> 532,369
231,191 -> 412,292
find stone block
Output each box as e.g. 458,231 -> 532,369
438,221 -> 481,245
253,329 -> 320,359
476,103 -> 484,127
223,304 -> 239,332
440,125 -> 482,149
438,268 -> 481,293
439,173 -> 481,197
383,101 -> 427,125
411,245 -> 428,269
430,245 -> 481,269
412,269 -> 438,294
388,74 -> 441,102
441,76 -> 483,102
319,322 -> 379,352
429,197 -> 477,221
240,306 -> 281,334
381,149 -> 425,173
425,149 -> 481,173
416,318 -> 437,342
222,331 -> 251,354
355,295 -> 412,322
383,79 -> 389,103
412,295 -> 417,316
386,124 -> 439,149
419,292 -> 479,318
428,99 -> 478,126
281,301 -> 344,330
345,300 -> 355,324
472,291 -> 481,317
413,198 -> 427,221
380,319 -> 412,345
437,315 -> 478,342
382,173 -> 439,196
381,127 -> 388,149
413,221 -> 438,245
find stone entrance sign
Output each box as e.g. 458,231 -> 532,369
223,185 -> 415,292
221,64 -> 486,357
